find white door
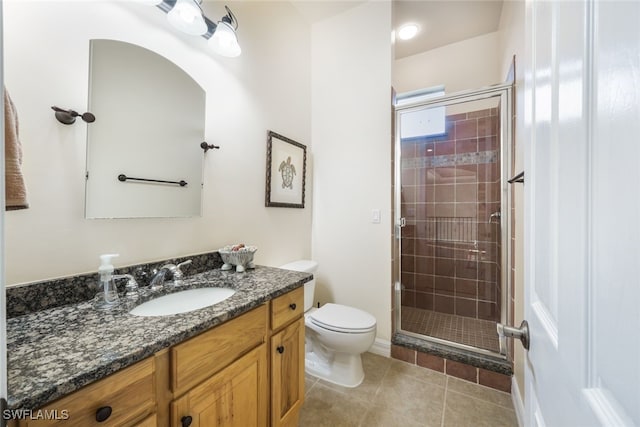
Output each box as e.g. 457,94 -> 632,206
525,0 -> 640,425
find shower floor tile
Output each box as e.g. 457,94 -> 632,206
401,306 -> 500,353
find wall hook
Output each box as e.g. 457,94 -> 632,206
51,106 -> 96,125
200,142 -> 220,152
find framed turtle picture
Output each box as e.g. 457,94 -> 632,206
265,130 -> 307,208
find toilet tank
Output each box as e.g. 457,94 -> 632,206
279,260 -> 318,312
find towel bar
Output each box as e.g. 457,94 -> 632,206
117,174 -> 187,187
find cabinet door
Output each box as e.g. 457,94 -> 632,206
171,344 -> 268,427
271,317 -> 304,427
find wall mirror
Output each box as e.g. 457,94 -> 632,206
85,39 -> 205,218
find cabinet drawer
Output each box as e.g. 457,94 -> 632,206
271,287 -> 304,331
171,304 -> 267,396
22,357 -> 155,427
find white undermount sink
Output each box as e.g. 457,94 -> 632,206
129,287 -> 236,317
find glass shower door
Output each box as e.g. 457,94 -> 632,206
395,86 -> 511,355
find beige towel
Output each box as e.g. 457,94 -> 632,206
5,88 -> 28,210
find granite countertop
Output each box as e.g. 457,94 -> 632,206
7,265 -> 311,410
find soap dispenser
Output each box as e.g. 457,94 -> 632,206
95,253 -> 120,310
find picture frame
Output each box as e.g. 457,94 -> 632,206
265,130 -> 307,208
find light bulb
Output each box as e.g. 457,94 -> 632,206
167,0 -> 207,36
209,21 -> 241,57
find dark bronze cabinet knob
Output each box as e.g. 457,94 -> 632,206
95,406 -> 112,422
181,415 -> 193,427
277,346 -> 285,354
289,303 -> 297,310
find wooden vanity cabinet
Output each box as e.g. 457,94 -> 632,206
16,286 -> 305,427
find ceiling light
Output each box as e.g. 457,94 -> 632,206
398,24 -> 419,41
167,0 -> 208,36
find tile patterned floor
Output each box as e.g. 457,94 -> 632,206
299,352 -> 517,427
401,306 -> 500,353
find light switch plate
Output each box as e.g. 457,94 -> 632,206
372,209 -> 381,224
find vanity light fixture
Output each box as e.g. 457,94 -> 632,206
154,0 -> 241,57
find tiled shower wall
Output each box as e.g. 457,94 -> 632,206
400,108 -> 502,322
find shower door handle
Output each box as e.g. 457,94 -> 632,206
497,320 -> 530,352
395,218 -> 406,240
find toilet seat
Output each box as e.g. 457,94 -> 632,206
307,303 -> 376,334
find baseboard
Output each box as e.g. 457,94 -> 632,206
368,338 -> 391,357
511,375 -> 525,427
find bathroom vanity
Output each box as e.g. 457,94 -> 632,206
6,263 -> 309,427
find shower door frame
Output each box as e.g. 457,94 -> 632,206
393,83 -> 513,359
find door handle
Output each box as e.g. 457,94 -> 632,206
396,217 -> 407,240
497,320 -> 530,351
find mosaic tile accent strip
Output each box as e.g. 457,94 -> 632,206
6,251 -> 224,318
401,150 -> 498,170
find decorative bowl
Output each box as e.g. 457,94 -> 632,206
218,245 -> 257,273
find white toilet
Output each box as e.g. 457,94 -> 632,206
280,260 -> 377,388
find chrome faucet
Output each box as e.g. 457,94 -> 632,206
149,260 -> 192,290
149,266 -> 171,291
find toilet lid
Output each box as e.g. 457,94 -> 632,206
308,303 -> 376,332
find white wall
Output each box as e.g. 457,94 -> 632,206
497,0 -> 526,405
393,31 -> 501,94
311,1 -> 393,341
3,1 -> 312,285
